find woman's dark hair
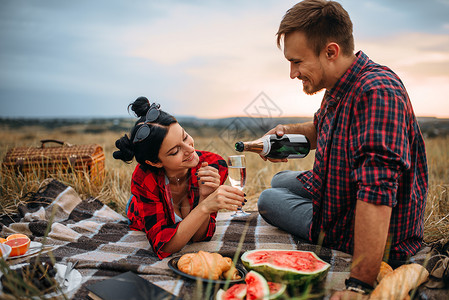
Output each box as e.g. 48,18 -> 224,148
113,96 -> 177,171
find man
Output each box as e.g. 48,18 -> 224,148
257,0 -> 428,298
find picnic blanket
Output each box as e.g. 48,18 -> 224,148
0,180 -> 447,299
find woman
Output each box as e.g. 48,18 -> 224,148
113,97 -> 244,259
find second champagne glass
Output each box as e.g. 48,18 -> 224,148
227,155 -> 250,217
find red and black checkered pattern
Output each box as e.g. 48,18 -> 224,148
128,150 -> 228,259
1,180 -> 435,299
298,51 -> 428,260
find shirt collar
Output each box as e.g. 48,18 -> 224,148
325,51 -> 369,107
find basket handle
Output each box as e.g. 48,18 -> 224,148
40,139 -> 72,148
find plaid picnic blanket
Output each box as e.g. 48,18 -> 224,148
0,180 -> 445,299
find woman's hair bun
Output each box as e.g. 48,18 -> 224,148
116,96 -> 177,168
129,96 -> 151,118
113,134 -> 134,162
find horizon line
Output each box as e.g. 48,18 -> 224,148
0,115 -> 448,120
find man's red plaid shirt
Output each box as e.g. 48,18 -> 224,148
298,51 -> 428,260
128,150 -> 228,259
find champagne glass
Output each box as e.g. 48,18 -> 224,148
227,155 -> 250,217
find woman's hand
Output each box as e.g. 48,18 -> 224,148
164,185 -> 244,251
197,162 -> 221,200
199,185 -> 244,214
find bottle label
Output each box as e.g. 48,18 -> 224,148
268,134 -> 310,159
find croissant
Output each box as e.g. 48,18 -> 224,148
223,263 -> 240,280
370,263 -> 429,300
376,261 -> 394,283
177,251 -> 241,280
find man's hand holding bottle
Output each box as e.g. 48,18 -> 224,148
260,124 -> 290,162
235,124 -> 310,163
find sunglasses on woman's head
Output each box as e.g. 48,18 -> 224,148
133,103 -> 161,143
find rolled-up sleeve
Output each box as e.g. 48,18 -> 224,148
350,86 -> 411,207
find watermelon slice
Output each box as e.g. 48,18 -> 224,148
245,271 -> 270,300
216,283 -> 246,300
241,249 -> 330,286
268,281 -> 287,299
215,277 -> 286,299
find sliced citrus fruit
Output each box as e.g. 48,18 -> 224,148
6,233 -> 29,241
4,237 -> 30,257
0,238 -> 6,243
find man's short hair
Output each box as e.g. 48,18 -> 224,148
277,0 -> 354,56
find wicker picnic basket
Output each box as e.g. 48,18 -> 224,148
2,139 -> 105,185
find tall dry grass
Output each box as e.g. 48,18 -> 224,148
0,125 -> 448,244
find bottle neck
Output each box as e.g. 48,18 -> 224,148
243,140 -> 264,152
235,137 -> 270,155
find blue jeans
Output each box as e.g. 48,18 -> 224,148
258,170 -> 313,240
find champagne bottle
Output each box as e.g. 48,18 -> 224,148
235,134 -> 310,159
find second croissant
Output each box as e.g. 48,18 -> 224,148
177,251 -> 241,281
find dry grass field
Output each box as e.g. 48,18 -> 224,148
0,123 -> 448,245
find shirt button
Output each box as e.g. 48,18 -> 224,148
306,185 -> 311,189
336,96 -> 341,100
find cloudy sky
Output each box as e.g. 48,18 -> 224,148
1,0 -> 448,119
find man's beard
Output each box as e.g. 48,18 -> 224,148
302,81 -> 325,95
